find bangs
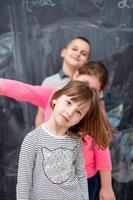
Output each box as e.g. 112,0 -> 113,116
50,80 -> 96,108
63,88 -> 92,105
70,95 -> 90,106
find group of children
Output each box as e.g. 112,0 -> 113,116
0,37 -> 116,199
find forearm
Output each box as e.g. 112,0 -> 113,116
0,78 -> 40,103
100,170 -> 112,188
99,170 -> 115,200
0,78 -> 49,107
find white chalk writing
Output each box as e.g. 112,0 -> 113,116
118,0 -> 133,8
22,0 -> 56,12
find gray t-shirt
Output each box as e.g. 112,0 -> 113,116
42,72 -> 70,89
17,125 -> 88,200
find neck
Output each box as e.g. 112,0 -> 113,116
62,63 -> 75,78
45,116 -> 68,137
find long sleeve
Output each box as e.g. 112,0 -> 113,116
17,131 -> 37,200
0,78 -> 56,108
75,140 -> 89,200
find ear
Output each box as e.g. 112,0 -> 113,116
61,48 -> 66,58
52,99 -> 56,105
51,99 -> 56,109
52,99 -> 56,104
73,70 -> 79,80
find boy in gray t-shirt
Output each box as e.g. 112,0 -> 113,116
35,36 -> 91,127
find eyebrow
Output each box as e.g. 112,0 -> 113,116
71,45 -> 78,48
72,45 -> 88,50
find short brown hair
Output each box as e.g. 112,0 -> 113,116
78,61 -> 108,90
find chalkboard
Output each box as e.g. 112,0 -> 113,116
0,0 -> 133,199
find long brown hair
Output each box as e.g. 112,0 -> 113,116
50,81 -> 116,149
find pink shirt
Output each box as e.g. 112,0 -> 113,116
84,136 -> 112,178
0,78 -> 112,178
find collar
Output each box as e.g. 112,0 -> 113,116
59,69 -> 69,79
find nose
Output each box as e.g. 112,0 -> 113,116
66,109 -> 74,118
66,111 -> 72,117
75,51 -> 80,57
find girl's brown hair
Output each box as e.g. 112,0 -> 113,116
78,61 -> 108,90
50,80 -> 115,149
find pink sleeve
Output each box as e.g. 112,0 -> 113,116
0,78 -> 56,108
94,146 -> 112,170
84,136 -> 112,175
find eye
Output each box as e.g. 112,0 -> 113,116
72,47 -> 77,51
76,110 -> 82,115
66,100 -> 71,105
81,52 -> 88,57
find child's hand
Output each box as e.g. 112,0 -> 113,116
99,187 -> 116,200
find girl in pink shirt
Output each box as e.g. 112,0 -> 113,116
0,61 -> 116,200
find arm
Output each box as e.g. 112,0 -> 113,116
75,140 -> 89,200
95,147 -> 115,200
99,171 -> 116,200
35,107 -> 44,127
0,78 -> 55,108
17,131 -> 37,200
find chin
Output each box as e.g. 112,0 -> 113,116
72,65 -> 81,70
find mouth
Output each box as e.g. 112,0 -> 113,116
71,55 -> 80,61
60,114 -> 69,122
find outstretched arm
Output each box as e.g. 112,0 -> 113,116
0,78 -> 55,108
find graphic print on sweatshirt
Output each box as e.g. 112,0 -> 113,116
41,146 -> 77,184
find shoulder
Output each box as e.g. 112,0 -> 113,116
23,126 -> 44,143
23,128 -> 39,142
42,73 -> 60,85
42,73 -> 70,88
45,73 -> 60,80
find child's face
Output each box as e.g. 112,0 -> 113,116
73,71 -> 101,92
52,95 -> 90,130
61,39 -> 90,70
